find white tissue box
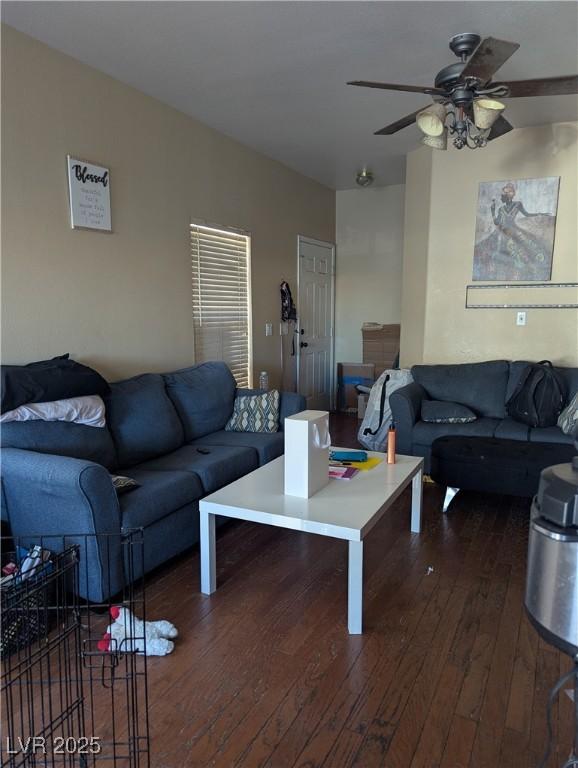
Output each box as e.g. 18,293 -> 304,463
284,410 -> 330,498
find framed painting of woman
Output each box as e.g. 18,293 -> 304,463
473,176 -> 560,281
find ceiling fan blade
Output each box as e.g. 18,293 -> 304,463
374,107 -> 428,135
487,114 -> 514,141
348,80 -> 445,96
494,74 -> 578,98
461,37 -> 520,84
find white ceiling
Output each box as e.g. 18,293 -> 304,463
3,1 -> 578,189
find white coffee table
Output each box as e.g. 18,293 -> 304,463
199,450 -> 423,634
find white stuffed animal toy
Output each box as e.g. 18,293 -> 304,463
98,606 -> 178,656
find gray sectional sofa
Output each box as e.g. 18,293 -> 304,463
390,360 -> 577,473
1,361 -> 305,601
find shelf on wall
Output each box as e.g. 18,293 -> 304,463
465,282 -> 578,309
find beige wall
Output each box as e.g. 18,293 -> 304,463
400,122 -> 578,368
399,149 -> 432,368
1,25 -> 335,385
335,184 -> 404,363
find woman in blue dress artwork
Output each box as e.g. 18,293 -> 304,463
473,182 -> 555,281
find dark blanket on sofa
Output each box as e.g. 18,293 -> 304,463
1,354 -> 110,413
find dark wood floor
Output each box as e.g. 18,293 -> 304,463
140,414 -> 575,768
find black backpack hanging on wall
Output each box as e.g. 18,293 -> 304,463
506,361 -> 567,428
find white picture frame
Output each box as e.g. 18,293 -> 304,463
66,155 -> 112,232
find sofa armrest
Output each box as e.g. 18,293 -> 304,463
390,382 -> 428,454
236,388 -> 306,430
1,448 -> 124,601
279,391 -> 306,426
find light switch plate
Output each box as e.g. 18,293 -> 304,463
516,311 -> 527,326
265,322 -> 273,336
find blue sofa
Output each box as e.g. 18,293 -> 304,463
1,361 -> 305,601
390,360 -> 577,474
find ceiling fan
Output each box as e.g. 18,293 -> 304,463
348,33 -> 578,149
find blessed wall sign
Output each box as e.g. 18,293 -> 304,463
66,156 -> 111,231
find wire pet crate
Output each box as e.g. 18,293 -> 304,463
1,532 -> 149,768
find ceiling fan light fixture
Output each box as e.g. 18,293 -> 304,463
422,129 -> 448,150
473,97 -> 506,130
416,103 -> 447,137
351,33 -> 578,149
355,168 -> 374,187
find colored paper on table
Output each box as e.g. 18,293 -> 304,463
329,466 -> 359,480
348,457 -> 382,471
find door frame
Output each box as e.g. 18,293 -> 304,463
296,234 -> 337,411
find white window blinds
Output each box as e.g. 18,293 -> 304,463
191,223 -> 252,387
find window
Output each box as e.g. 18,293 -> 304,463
191,223 -> 252,387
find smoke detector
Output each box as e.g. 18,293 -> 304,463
356,168 -> 374,187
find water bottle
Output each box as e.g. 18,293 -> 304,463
259,371 -> 269,391
387,422 -> 396,465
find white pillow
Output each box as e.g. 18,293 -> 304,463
0,395 -> 106,428
557,391 -> 578,437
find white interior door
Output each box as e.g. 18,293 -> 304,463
297,236 -> 335,411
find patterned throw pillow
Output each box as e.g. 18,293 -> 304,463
110,475 -> 140,495
225,390 -> 280,433
557,391 -> 578,436
421,400 -> 477,424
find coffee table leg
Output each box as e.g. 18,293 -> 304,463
411,468 -> 423,533
200,507 -> 216,594
348,540 -> 364,634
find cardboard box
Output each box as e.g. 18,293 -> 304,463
362,324 -> 401,377
357,393 -> 369,420
337,362 -> 375,411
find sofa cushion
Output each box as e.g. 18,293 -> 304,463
421,400 -> 477,424
529,426 -> 574,445
120,468 -> 203,530
412,417 -> 500,449
0,421 -> 116,468
163,362 -> 236,441
106,374 -> 184,467
134,444 -> 259,493
189,430 -> 285,465
494,418 -> 530,441
412,361 -> 509,418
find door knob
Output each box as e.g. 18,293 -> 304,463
300,341 -> 309,348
